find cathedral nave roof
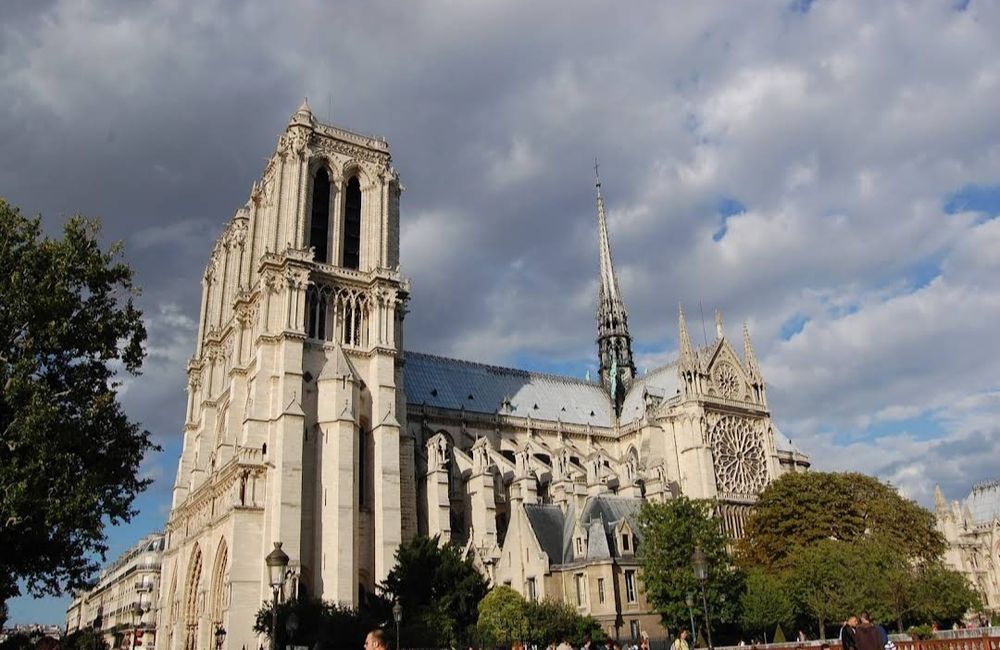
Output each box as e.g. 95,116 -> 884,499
404,351 -> 613,426
966,480 -> 1000,524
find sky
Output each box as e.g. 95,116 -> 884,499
3,0 -> 1000,625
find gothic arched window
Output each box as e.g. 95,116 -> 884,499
343,176 -> 361,269
310,168 -> 331,263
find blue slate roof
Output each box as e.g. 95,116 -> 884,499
522,496 -> 644,566
966,480 -> 1000,524
404,351 -> 613,426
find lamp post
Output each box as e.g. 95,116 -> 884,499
214,625 -> 227,650
265,542 -> 290,650
285,613 -> 299,649
685,592 -> 697,647
392,600 -> 403,650
691,545 -> 713,650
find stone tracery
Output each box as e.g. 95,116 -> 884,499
710,415 -> 767,495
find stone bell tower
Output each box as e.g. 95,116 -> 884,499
160,100 -> 413,650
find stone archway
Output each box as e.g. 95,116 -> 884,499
210,539 -> 229,631
183,545 -> 203,650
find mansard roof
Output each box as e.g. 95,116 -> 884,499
966,480 -> 1000,524
404,351 -> 613,426
522,496 -> 643,566
523,503 -> 566,565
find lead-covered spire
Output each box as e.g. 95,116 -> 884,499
594,160 -> 634,413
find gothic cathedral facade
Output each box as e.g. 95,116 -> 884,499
157,104 -> 809,649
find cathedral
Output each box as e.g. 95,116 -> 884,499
156,103 -> 809,649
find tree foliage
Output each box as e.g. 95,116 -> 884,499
785,539 -> 867,639
477,585 -> 530,645
637,497 -> 744,631
525,598 -> 605,646
738,472 -> 945,569
380,535 -> 489,648
61,629 -> 110,650
0,200 -> 156,606
910,562 -> 981,627
254,595 -> 389,649
740,569 -> 793,638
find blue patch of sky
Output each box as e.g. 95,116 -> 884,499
7,437 -> 183,625
824,302 -> 860,319
943,183 -> 1000,220
779,313 -> 810,340
830,413 -> 946,448
906,256 -> 943,291
953,0 -> 971,11
713,197 -> 746,242
788,0 -> 814,14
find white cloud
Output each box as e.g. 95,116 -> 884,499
4,4 -> 1000,625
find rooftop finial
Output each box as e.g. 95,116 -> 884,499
594,157 -> 601,189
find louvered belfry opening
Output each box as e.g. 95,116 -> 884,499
310,167 -> 331,263
343,176 -> 362,269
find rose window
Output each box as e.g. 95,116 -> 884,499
710,416 -> 767,495
713,362 -> 741,399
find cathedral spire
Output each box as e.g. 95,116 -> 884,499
934,484 -> 947,513
594,160 -> 634,413
679,303 -> 695,368
678,303 -> 700,397
743,321 -> 761,380
742,321 -> 767,404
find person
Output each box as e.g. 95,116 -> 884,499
840,615 -> 859,650
363,629 -> 387,650
854,612 -> 883,650
557,639 -> 573,650
798,630 -> 808,642
671,628 -> 691,650
580,634 -> 593,650
640,631 -> 651,650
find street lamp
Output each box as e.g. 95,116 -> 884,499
691,546 -> 713,650
685,592 -> 697,647
214,625 -> 227,650
265,542 -> 290,650
392,600 -> 403,650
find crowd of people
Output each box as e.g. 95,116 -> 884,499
840,613 -> 895,650
358,614 -> 901,650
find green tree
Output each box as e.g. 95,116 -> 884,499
0,200 -> 156,608
254,595 -> 388,649
62,629 -> 110,650
786,540 -> 867,639
738,472 -> 945,570
525,598 -> 606,646
740,569 -> 793,640
637,497 -> 744,632
477,585 -> 529,645
380,535 -> 489,648
911,562 -> 981,627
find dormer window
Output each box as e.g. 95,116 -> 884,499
576,537 -> 584,556
622,533 -> 631,552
